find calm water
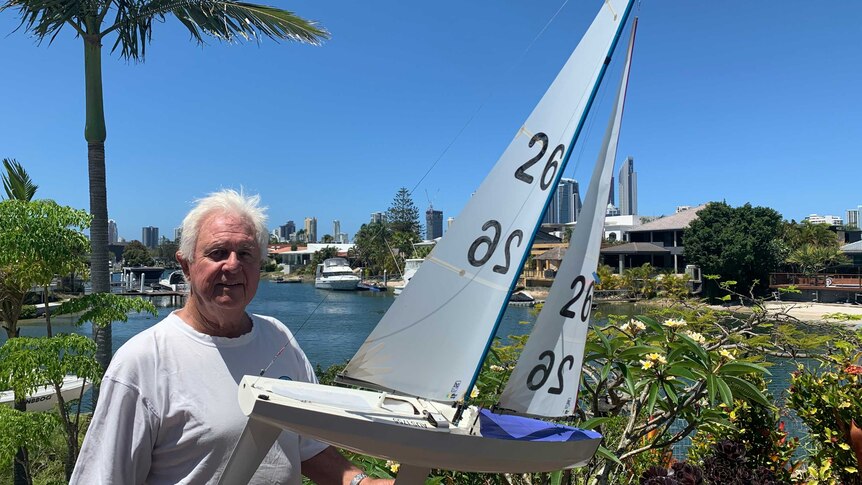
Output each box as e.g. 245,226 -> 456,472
6,282 -> 814,453
5,279 -> 552,371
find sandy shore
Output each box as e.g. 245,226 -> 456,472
520,287 -> 862,325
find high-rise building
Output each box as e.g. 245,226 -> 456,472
846,206 -> 861,229
279,221 -> 295,241
608,175 -> 615,206
447,217 -> 455,230
557,178 -> 582,224
370,212 -> 385,224
542,178 -> 581,225
174,226 -> 183,242
108,219 -> 118,244
142,226 -> 159,249
333,220 -> 341,240
618,156 -> 637,216
425,208 -> 443,240
304,217 -> 317,243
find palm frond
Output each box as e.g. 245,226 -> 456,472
1,158 -> 38,201
106,0 -> 329,60
0,0 -> 92,41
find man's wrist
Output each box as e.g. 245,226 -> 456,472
349,472 -> 368,485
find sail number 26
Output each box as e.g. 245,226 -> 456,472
466,133 -> 563,274
526,275 -> 594,394
514,132 -> 564,190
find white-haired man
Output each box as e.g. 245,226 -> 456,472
72,189 -> 392,485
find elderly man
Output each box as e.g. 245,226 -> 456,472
72,190 -> 392,485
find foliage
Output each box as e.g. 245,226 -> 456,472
787,347 -> 862,485
56,293 -> 157,327
781,220 -> 840,255
688,383 -> 799,482
154,239 -> 179,266
386,187 -> 421,238
0,334 -> 103,480
1,159 -> 38,201
683,202 -> 783,294
122,240 -> 154,267
0,407 -> 59,482
785,244 -> 849,277
350,221 -> 398,277
0,199 -> 91,338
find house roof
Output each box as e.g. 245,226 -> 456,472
627,204 -> 708,232
535,246 -> 566,261
841,240 -> 862,253
600,242 -> 670,255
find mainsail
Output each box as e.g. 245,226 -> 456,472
341,0 -> 635,403
499,18 -> 639,417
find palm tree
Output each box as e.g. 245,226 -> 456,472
1,158 -> 38,201
1,0 -> 329,399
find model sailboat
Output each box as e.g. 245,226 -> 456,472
220,1 -> 637,483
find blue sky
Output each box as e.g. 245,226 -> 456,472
2,1 -> 860,242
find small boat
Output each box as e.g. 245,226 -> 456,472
159,270 -> 188,292
357,281 -> 386,292
314,258 -> 361,290
392,258 -> 424,296
508,290 -> 537,307
1,375 -> 92,412
275,276 -> 302,284
221,2 -> 636,481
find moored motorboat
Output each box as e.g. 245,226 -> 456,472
314,258 -> 360,290
1,375 -> 92,412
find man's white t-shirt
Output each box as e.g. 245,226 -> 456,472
71,312 -> 328,484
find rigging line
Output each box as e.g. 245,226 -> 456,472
254,290 -> 332,384
408,0 -> 572,196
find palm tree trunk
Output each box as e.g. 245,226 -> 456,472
42,285 -> 52,337
84,33 -> 112,406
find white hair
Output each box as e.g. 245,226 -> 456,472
177,189 -> 269,262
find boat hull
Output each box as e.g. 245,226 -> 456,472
1,375 -> 92,412
314,277 -> 360,290
220,377 -> 600,483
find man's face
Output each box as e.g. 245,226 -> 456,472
181,212 -> 261,314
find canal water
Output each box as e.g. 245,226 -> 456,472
5,279 -> 810,455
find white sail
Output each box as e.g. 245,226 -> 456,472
499,18 -> 638,417
341,0 -> 635,402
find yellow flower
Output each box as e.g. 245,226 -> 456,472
663,318 -> 686,328
470,388 -> 480,399
386,460 -> 400,473
838,401 -> 851,409
645,353 -> 667,364
684,331 -> 706,344
719,348 -> 735,360
490,365 -> 504,372
640,360 -> 654,370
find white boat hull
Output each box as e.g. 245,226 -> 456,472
1,375 -> 92,412
314,276 -> 360,290
219,377 -> 600,483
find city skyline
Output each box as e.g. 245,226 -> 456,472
3,2 -> 861,240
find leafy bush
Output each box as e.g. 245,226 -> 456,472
19,305 -> 37,319
787,347 -> 862,484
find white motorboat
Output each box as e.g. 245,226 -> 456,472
1,375 -> 92,412
221,2 -> 637,482
314,258 -> 360,290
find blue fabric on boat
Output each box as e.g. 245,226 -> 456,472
478,409 -> 601,442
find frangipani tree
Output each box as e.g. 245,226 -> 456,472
1,0 -> 329,384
